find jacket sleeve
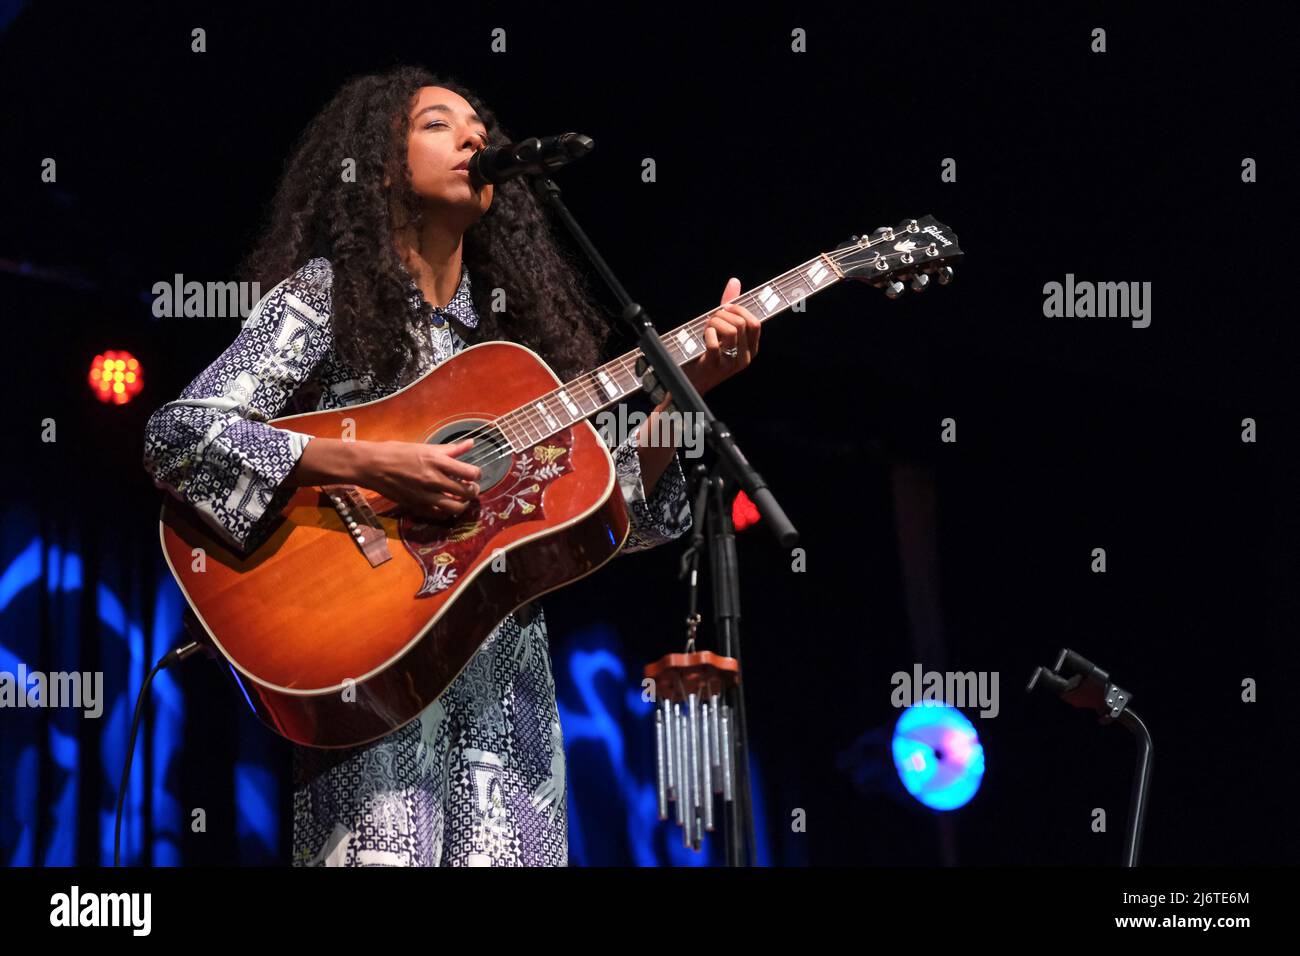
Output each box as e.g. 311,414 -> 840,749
611,427 -> 693,554
143,259 -> 335,553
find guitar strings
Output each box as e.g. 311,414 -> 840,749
450,241 -> 921,471
429,235 -> 930,473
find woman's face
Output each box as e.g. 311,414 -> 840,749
404,86 -> 494,220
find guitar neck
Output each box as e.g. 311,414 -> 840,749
494,253 -> 845,449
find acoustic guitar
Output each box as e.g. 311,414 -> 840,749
160,216 -> 963,747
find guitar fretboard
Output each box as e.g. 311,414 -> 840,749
495,253 -> 844,450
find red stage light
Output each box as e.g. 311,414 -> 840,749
731,489 -> 761,532
89,350 -> 144,405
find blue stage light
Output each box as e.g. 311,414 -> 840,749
891,703 -> 984,811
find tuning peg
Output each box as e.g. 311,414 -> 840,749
871,226 -> 894,241
910,274 -> 930,292
935,266 -> 954,286
883,279 -> 905,299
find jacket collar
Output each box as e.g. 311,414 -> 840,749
399,261 -> 478,329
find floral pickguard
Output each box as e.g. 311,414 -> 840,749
398,429 -> 575,598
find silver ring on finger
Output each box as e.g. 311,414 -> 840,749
722,346 -> 740,359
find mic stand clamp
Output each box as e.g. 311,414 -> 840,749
634,355 -> 668,408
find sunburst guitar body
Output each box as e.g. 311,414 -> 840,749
161,341 -> 629,748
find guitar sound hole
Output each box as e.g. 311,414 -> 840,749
426,419 -> 512,494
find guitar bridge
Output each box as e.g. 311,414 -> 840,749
322,484 -> 392,568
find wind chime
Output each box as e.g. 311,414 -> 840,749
647,480 -> 759,853
646,646 -> 740,849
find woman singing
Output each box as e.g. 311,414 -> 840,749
142,66 -> 760,866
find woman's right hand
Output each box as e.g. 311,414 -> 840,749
363,438 -> 482,520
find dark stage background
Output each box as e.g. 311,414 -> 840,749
0,2 -> 1295,866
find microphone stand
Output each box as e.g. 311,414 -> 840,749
530,172 -> 796,866
1026,648 -> 1154,866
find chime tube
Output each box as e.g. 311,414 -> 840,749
709,691 -> 723,789
720,703 -> 735,802
688,693 -> 702,812
654,707 -> 668,820
674,702 -> 687,828
661,697 -> 676,800
700,701 -> 715,831
688,693 -> 703,850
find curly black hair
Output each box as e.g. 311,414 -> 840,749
239,66 -> 610,387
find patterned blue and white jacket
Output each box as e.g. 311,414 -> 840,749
143,257 -> 691,866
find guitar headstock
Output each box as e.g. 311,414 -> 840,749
833,215 -> 963,298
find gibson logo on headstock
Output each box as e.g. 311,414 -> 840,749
922,224 -> 952,247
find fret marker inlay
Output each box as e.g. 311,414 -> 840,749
534,402 -> 559,431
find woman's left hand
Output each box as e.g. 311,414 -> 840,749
677,277 -> 761,397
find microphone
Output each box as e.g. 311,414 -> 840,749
467,133 -> 594,189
